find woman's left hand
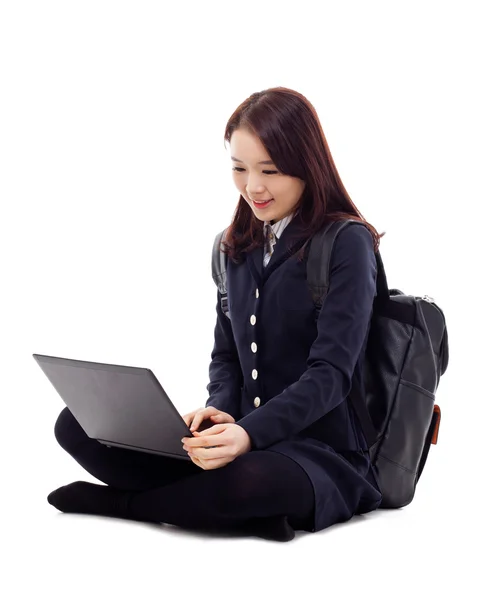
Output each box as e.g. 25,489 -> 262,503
182,423 -> 252,470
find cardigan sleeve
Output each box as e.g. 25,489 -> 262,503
204,290 -> 243,421
236,224 -> 377,450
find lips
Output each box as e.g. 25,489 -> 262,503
252,198 -> 274,209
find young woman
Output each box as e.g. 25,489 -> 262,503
48,86 -> 384,542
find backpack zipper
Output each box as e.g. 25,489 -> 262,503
419,294 -> 446,322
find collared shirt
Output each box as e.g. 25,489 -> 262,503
263,210 -> 296,267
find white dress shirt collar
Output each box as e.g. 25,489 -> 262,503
263,209 -> 297,240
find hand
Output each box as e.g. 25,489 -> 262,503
182,406 -> 235,432
182,423 -> 252,470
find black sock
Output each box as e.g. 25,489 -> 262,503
47,482 -> 296,541
47,482 -> 133,519
242,515 -> 296,542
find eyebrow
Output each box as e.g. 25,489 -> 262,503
231,156 -> 275,165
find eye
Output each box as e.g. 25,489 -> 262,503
232,167 -> 278,175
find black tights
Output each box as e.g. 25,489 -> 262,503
52,407 -> 315,535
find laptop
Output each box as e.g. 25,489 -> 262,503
33,353 -> 212,461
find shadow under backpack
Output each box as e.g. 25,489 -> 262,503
211,218 -> 449,509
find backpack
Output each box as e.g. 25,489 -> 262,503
211,218 -> 449,509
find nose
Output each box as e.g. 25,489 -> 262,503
247,191 -> 266,199
245,172 -> 269,195
246,182 -> 268,197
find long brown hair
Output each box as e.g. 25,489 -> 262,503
221,87 -> 385,263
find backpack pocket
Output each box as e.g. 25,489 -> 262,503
375,379 -> 436,508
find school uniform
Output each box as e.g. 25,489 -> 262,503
49,210 -> 382,540
206,211 -> 383,533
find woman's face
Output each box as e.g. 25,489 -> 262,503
230,128 -> 306,223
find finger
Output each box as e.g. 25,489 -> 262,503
195,424 -> 226,437
189,413 -> 204,432
190,437 -> 229,456
183,408 -> 206,429
182,411 -> 199,427
190,407 -> 217,431
193,446 -> 230,461
197,456 -> 233,470
187,447 -> 203,465
209,414 -> 230,423
183,430 -> 208,448
190,455 -> 205,469
186,427 -> 224,446
188,434 -> 230,460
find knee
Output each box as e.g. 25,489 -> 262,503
214,454 -> 265,510
53,406 -> 84,451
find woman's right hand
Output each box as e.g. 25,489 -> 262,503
182,406 -> 235,432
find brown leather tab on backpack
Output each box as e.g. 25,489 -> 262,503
431,405 -> 441,444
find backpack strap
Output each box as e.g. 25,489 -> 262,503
307,218 -> 389,306
306,219 -> 338,307
212,228 -> 229,318
307,218 -> 380,449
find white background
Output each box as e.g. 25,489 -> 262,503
1,1 -> 477,598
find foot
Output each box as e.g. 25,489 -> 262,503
47,481 -> 132,518
243,515 -> 296,542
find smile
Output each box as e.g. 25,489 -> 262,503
252,198 -> 274,209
